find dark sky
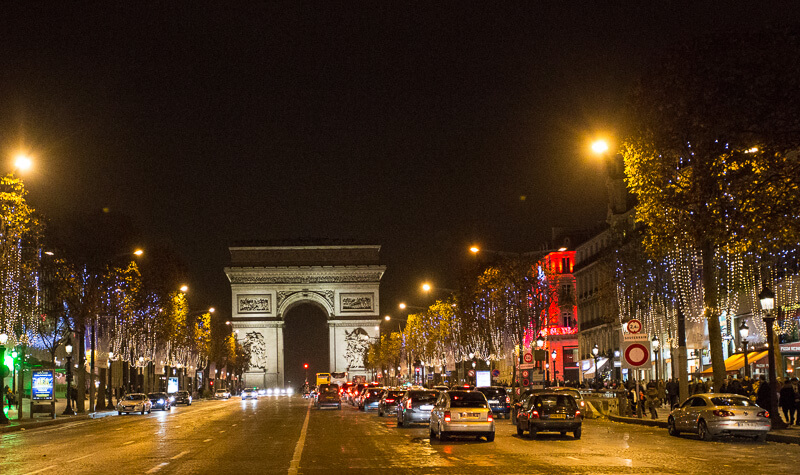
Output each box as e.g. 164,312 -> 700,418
2,4 -> 798,320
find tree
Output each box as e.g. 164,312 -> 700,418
622,27 -> 800,388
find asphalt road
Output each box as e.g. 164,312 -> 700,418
2,396 -> 799,474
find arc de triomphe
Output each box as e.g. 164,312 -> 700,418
225,245 -> 385,389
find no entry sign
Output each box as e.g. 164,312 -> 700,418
623,342 -> 650,368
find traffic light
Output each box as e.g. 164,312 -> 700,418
303,363 -> 308,369
210,380 -> 214,387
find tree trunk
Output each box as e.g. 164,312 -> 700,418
76,325 -> 86,413
89,320 -> 96,413
702,241 -> 726,391
96,367 -> 106,411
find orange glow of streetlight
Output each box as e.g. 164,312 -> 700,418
209,307 -> 215,313
179,285 -> 189,292
13,153 -> 32,172
399,303 -> 407,310
133,249 -> 144,256
469,246 -> 480,254
591,139 -> 609,155
422,283 -> 431,292
384,315 -> 391,321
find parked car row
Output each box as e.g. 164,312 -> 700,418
116,390 -> 192,415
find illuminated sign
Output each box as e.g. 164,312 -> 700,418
32,370 -> 54,401
538,326 -> 578,337
167,377 -> 179,393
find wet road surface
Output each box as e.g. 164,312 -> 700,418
2,396 -> 799,474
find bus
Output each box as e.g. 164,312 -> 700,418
316,373 -> 331,386
331,372 -> 348,387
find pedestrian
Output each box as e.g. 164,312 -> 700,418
792,378 -> 800,426
693,378 -> 707,395
728,377 -> 743,396
756,376 -> 771,410
657,379 -> 666,407
4,385 -> 14,408
779,378 -> 796,425
645,380 -> 659,419
665,378 -> 679,408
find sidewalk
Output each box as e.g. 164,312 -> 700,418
607,405 -> 800,445
1,397 -> 116,434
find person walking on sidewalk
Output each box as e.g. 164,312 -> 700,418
666,379 -> 679,408
645,380 -> 659,419
779,378 -> 796,425
756,376 -> 771,410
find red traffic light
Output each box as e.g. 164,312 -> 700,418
303,363 -> 308,369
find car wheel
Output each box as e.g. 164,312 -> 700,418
527,424 -> 536,439
573,427 -> 582,439
667,417 -> 680,436
486,432 -> 495,442
142,408 -> 146,414
338,404 -> 342,410
400,417 -> 407,428
560,431 -> 567,436
118,411 -> 122,415
439,424 -> 448,441
430,427 -> 436,440
378,409 -> 383,417
698,420 -> 713,441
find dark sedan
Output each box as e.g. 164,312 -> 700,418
476,386 -> 512,419
317,387 -> 342,409
172,390 -> 192,406
516,392 -> 582,439
359,387 -> 384,411
397,389 -> 438,427
378,389 -> 407,417
148,392 -> 173,411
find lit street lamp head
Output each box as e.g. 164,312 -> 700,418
13,153 -> 32,172
591,139 -> 609,155
133,249 -> 144,256
469,246 -> 480,254
421,283 -> 431,292
180,285 -> 189,293
384,315 -> 390,321
398,303 -> 406,310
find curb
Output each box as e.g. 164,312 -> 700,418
0,414 -> 91,433
607,413 -> 800,445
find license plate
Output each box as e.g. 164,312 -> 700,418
420,405 -> 433,411
488,399 -> 499,404
549,414 -> 567,419
737,422 -> 759,428
461,412 -> 479,418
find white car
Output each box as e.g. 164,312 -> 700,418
215,389 -> 231,399
117,393 -> 153,415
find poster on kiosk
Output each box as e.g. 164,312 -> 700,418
168,377 -> 179,394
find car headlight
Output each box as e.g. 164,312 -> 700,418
158,399 -> 165,404
169,397 -> 175,402
287,388 -> 294,395
266,389 -> 273,395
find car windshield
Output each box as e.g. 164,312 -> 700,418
368,389 -> 383,396
449,392 -> 488,408
322,387 -> 338,393
409,391 -> 437,402
710,396 -> 756,407
477,388 -> 506,398
125,394 -> 146,401
387,391 -> 405,398
149,393 -> 167,398
556,389 -> 581,398
534,395 -> 576,409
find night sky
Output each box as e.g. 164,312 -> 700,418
2,4 -> 798,322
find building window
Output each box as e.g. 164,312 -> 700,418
561,257 -> 571,273
562,312 -> 575,328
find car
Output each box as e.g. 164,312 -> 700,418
550,387 -> 591,417
351,384 -> 366,405
215,389 -> 231,399
359,387 -> 385,411
667,393 -> 771,441
257,388 -> 267,397
516,392 -> 582,439
511,388 -> 546,423
148,392 -> 173,411
429,390 -> 495,442
316,386 -> 342,409
476,386 -> 512,419
241,388 -> 259,400
397,389 -> 438,427
378,389 -> 407,417
432,385 -> 449,392
117,393 -> 152,415
172,390 -> 192,406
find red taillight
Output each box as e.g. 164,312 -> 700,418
386,399 -> 395,403
444,411 -> 451,422
713,410 -> 735,417
406,399 -> 412,409
463,385 -> 470,388
758,410 -> 769,418
487,413 -> 493,422
575,410 -> 581,418
531,410 -> 540,419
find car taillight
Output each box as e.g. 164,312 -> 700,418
757,410 -> 769,418
444,411 -> 451,422
575,410 -> 581,418
713,410 -> 735,417
531,410 -> 540,419
406,399 -> 412,409
487,413 -> 493,422
386,399 -> 395,403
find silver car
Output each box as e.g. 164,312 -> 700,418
668,393 -> 771,441
429,390 -> 495,442
117,393 -> 152,415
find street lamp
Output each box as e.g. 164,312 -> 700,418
13,153 -> 33,172
592,345 -> 600,383
758,284 -> 786,428
180,285 -> 189,293
106,351 -> 116,409
551,349 -> 558,386
651,335 -> 660,381
63,343 -> 75,416
591,139 -> 609,155
739,320 -> 750,379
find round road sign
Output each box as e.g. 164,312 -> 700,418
522,379 -> 530,386
467,369 -> 475,377
491,369 -> 500,377
523,352 -> 533,363
624,343 -> 649,367
522,370 -> 529,378
626,319 -> 643,334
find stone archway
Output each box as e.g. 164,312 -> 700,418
225,245 -> 385,389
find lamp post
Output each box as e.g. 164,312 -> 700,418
63,343 -> 75,416
592,345 -> 600,383
107,352 -> 116,409
652,335 -> 660,382
738,320 -> 750,379
759,285 -> 787,429
0,332 -> 8,424
551,349 -> 558,387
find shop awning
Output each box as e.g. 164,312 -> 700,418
700,351 -> 768,374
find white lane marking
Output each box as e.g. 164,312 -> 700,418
203,438 -> 212,442
171,451 -> 190,460
68,454 -> 93,462
146,462 -> 169,473
123,441 -> 135,445
288,401 -> 312,475
115,428 -> 123,431
566,456 -> 580,460
219,430 -> 226,433
689,456 -> 709,461
231,423 -> 238,427
23,466 -> 56,475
